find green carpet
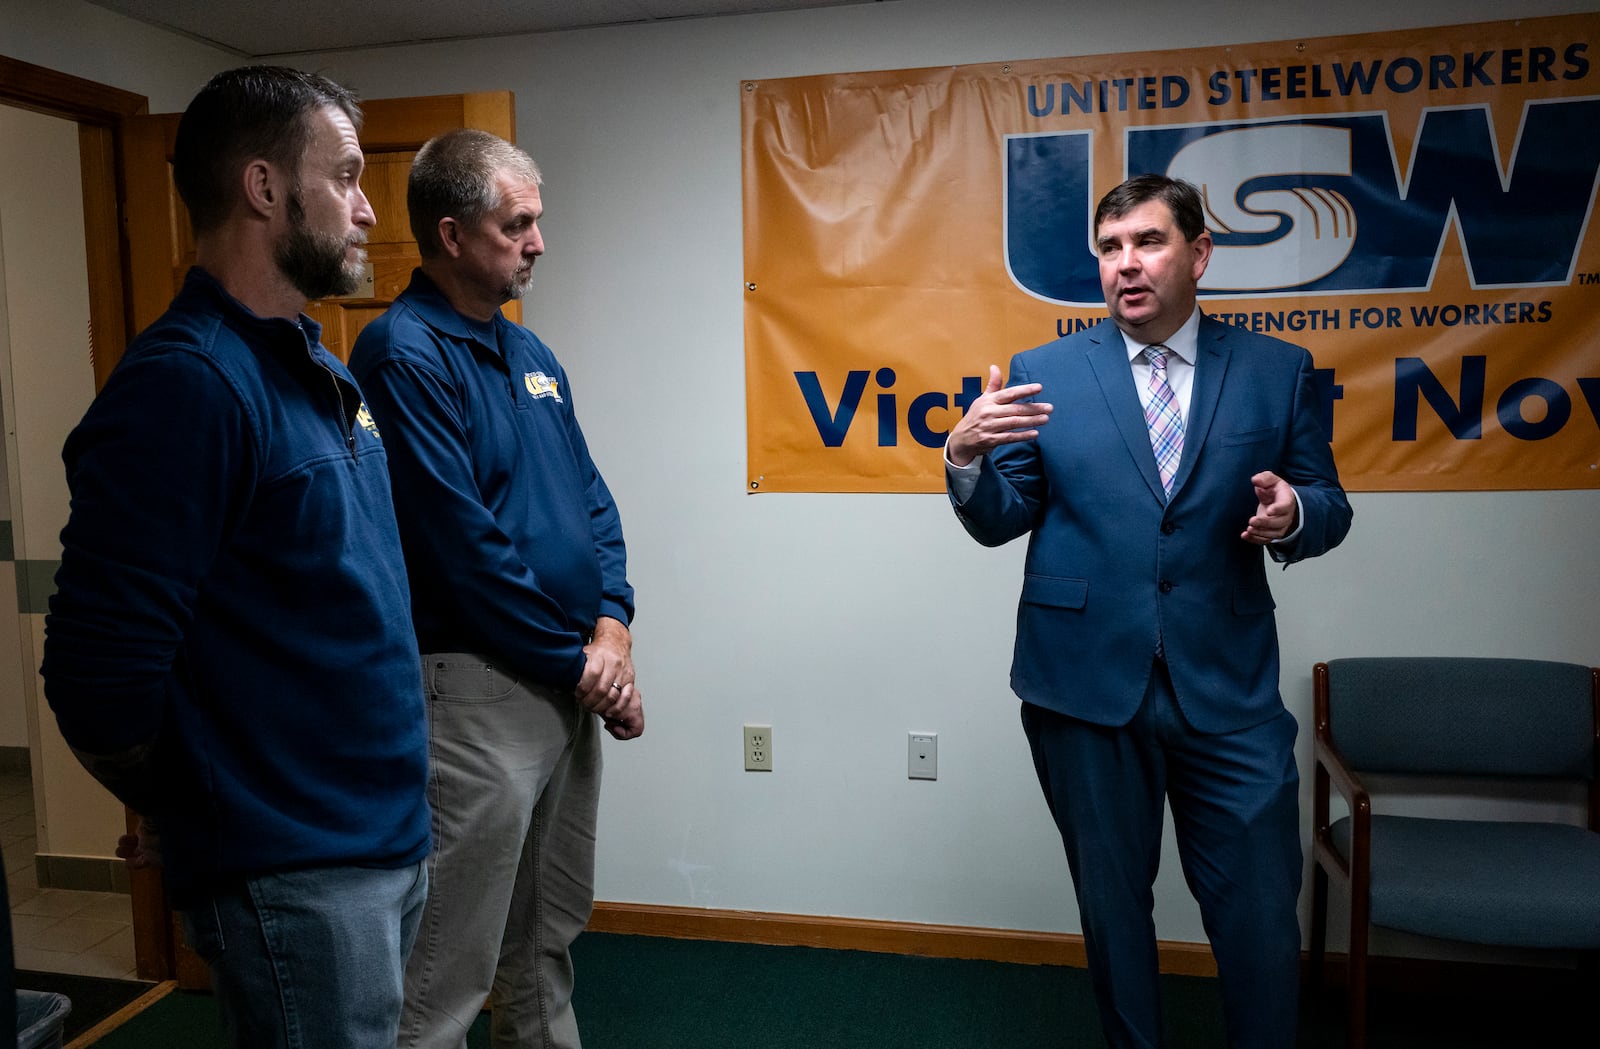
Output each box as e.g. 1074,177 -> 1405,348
78,932 -> 1587,1048
565,934 -> 1223,1047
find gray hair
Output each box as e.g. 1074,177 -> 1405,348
408,129 -> 542,258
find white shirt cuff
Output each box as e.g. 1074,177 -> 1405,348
944,443 -> 982,502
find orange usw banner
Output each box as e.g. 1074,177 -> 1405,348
741,14 -> 1600,493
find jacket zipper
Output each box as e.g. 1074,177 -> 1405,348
325,367 -> 357,460
297,321 -> 358,461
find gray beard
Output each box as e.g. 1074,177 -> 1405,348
501,267 -> 533,302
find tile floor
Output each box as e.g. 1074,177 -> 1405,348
2,765 -> 139,979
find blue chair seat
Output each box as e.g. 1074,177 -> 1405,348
1329,815 -> 1600,948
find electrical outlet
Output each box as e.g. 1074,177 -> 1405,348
744,724 -> 772,771
908,731 -> 937,780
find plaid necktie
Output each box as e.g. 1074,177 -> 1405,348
1143,345 -> 1184,496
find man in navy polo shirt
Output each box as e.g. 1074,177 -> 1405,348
349,129 -> 643,1049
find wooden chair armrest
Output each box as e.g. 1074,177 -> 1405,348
1314,735 -> 1370,815
1313,735 -> 1372,881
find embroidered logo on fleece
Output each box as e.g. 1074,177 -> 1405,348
524,371 -> 563,402
356,403 -> 381,439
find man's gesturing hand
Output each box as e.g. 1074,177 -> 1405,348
1241,471 -> 1299,545
946,365 -> 1052,468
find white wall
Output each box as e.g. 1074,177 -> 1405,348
0,214 -> 24,749
299,0 -> 1600,951
1,0 -> 1595,953
0,0 -> 236,112
0,0 -> 236,859
0,103 -> 122,853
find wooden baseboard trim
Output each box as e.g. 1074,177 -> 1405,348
35,852 -> 132,894
0,744 -> 28,773
68,979 -> 176,1049
587,901 -> 1218,977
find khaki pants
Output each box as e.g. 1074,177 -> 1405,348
399,655 -> 602,1049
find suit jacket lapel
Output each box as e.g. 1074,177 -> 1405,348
1171,315 -> 1232,498
1087,324 -> 1167,504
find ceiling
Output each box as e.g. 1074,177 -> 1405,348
84,0 -> 882,58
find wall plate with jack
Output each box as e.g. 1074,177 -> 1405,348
908,731 -> 937,780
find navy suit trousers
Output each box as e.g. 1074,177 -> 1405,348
1022,658 -> 1302,1049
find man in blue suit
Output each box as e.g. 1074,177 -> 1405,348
946,174 -> 1352,1049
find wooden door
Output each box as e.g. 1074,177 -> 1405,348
119,90 -> 516,985
121,90 -> 518,368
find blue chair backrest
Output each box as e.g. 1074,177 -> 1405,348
1325,657 -> 1594,779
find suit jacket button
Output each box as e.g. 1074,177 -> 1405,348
1160,522 -> 1176,535
1159,580 -> 1174,593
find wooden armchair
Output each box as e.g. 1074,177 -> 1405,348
1308,656 -> 1600,1049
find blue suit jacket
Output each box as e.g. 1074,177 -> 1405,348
952,315 -> 1352,734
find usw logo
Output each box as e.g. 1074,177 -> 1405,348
1005,98 -> 1600,305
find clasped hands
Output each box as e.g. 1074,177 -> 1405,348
576,615 -> 645,740
117,818 -> 162,870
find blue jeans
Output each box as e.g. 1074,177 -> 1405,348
180,861 -> 429,1049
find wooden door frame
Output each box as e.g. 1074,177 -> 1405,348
0,55 -> 147,389
0,54 -> 171,979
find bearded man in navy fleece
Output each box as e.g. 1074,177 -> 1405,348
42,66 -> 429,1049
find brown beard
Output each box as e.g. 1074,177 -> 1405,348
276,188 -> 366,300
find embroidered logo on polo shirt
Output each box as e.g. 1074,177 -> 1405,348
356,403 -> 381,439
525,372 -> 563,402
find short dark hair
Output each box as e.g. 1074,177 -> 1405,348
408,129 -> 542,258
173,65 -> 362,235
1094,174 -> 1207,242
